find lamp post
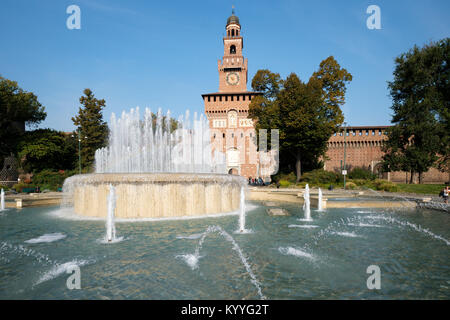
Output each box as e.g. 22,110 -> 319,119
72,129 -> 87,175
343,122 -> 347,190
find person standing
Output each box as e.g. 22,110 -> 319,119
443,186 -> 449,204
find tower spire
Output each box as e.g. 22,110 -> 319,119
232,4 -> 235,15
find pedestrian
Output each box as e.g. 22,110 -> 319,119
443,186 -> 449,204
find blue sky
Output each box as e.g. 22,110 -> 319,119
0,0 -> 449,131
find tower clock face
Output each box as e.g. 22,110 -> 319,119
226,72 -> 240,86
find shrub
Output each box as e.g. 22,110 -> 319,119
0,185 -> 9,191
272,172 -> 297,184
295,182 -> 307,188
345,182 -> 357,190
348,167 -> 376,180
350,179 -> 367,186
301,169 -> 341,185
373,179 -> 398,192
12,182 -> 36,193
378,182 -> 398,192
32,169 -> 77,191
279,180 -> 291,188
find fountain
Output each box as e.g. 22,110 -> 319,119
0,188 -> 5,211
106,184 -> 116,242
317,188 -> 323,211
63,108 -> 246,219
238,187 -> 246,232
303,184 -> 311,220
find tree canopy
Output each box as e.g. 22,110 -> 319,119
71,89 -> 109,170
382,38 -> 449,183
249,56 -> 352,181
17,129 -> 77,173
0,76 -> 46,164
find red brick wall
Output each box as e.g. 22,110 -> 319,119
324,126 -> 449,183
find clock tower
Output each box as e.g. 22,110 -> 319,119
202,8 -> 261,178
218,9 -> 248,93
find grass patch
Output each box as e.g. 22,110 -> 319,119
395,184 -> 446,195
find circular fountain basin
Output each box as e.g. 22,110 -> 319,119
63,173 -> 246,219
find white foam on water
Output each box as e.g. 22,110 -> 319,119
278,247 -> 315,260
35,259 -> 92,286
245,203 -> 259,212
297,218 -> 314,222
234,228 -> 253,234
176,254 -> 201,270
98,236 -> 125,244
47,207 -> 104,221
24,233 -> 67,244
289,225 -> 319,229
331,231 -> 362,238
347,223 -> 384,228
0,241 -> 53,265
176,233 -> 204,240
357,211 -> 375,214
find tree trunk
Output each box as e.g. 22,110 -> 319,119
295,151 -> 302,182
418,172 -> 423,184
409,171 -> 414,184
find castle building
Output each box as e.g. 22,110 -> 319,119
325,126 -> 449,183
202,10 -> 262,178
202,10 -> 448,184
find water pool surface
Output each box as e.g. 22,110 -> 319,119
0,202 -> 449,299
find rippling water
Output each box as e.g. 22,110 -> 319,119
0,202 -> 449,299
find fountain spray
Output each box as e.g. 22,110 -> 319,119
239,186 -> 246,232
318,188 -> 323,211
303,184 -> 311,220
1,189 -> 5,211
106,184 -> 117,242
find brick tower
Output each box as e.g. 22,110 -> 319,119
202,9 -> 261,178
202,10 -> 260,178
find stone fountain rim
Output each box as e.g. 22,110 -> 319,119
64,172 -> 247,186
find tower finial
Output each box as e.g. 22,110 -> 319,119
232,5 -> 235,15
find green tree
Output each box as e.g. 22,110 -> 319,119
251,69 -> 281,100
0,76 -> 46,164
71,89 -> 109,170
382,38 -> 449,183
249,57 -> 352,181
248,70 -> 282,145
17,129 -> 77,173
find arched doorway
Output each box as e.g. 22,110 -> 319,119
227,147 -> 240,176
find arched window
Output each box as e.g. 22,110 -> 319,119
227,30 -> 230,36
230,45 -> 236,54
231,29 -> 235,37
